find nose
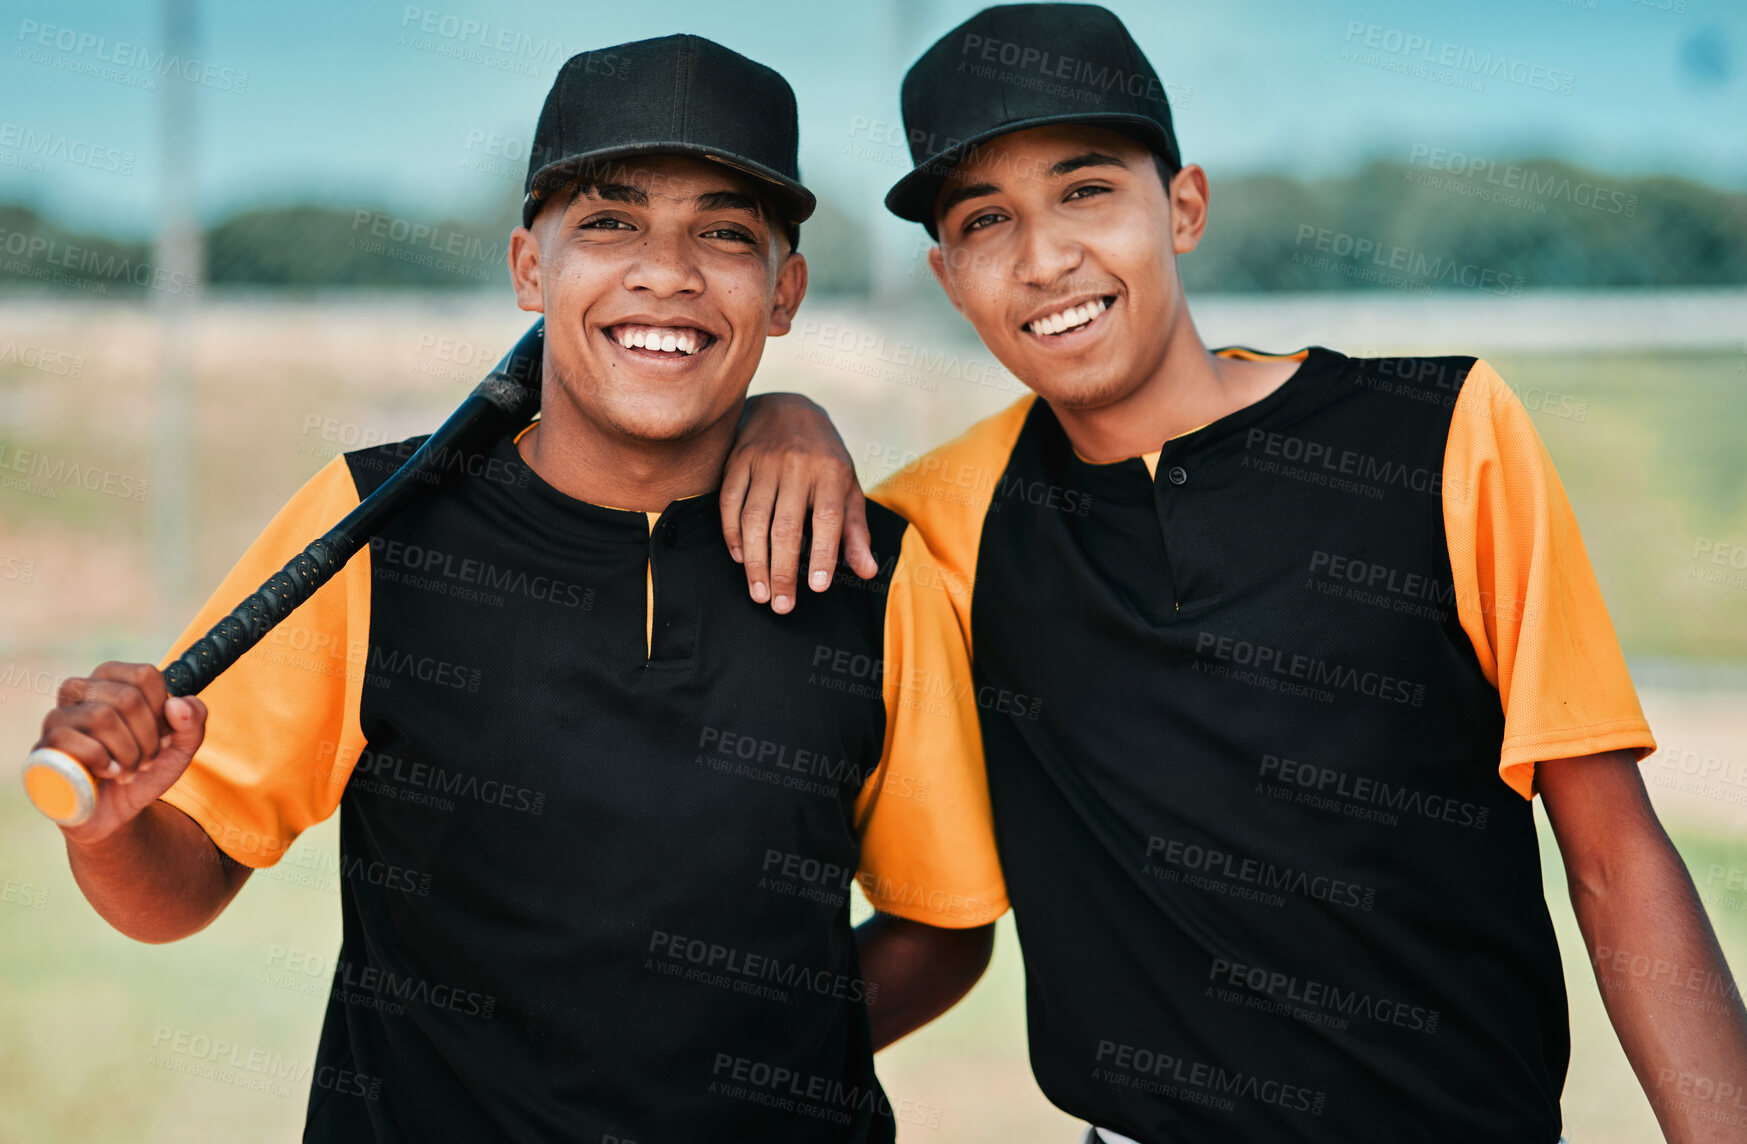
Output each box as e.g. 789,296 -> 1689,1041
1011,215 -> 1083,289
622,222 -> 706,297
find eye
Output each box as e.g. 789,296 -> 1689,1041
702,225 -> 757,244
962,210 -> 1007,234
576,214 -> 634,232
1064,183 -> 1112,202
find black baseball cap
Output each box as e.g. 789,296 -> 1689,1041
522,35 -> 816,238
885,4 -> 1181,237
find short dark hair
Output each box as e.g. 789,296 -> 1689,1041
1152,150 -> 1182,190
548,176 -> 799,253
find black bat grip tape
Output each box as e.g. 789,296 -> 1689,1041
162,535 -> 353,697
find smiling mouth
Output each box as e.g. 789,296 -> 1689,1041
604,324 -> 715,357
1024,295 -> 1115,337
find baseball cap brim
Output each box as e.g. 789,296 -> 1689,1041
523,141 -> 817,228
884,112 -> 1176,232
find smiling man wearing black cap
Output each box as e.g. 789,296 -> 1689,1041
763,4 -> 1747,1143
35,33 -> 1005,1144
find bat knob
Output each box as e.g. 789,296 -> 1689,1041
22,748 -> 97,826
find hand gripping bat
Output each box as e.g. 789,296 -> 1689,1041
22,319 -> 545,826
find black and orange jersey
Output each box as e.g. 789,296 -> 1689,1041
871,348 -> 1654,1144
157,420 -> 1006,1143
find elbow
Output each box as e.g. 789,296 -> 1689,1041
879,914 -> 997,994
1561,849 -> 1615,909
93,871 -> 241,945
1563,827 -> 1683,921
104,913 -> 196,946
108,901 -> 223,945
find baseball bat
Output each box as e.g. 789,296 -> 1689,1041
23,318 -> 546,827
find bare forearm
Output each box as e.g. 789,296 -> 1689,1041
1573,836 -> 1747,1143
855,915 -> 994,1050
64,800 -> 246,943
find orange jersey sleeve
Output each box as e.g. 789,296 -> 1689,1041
854,524 -> 1008,927
157,455 -> 373,866
868,395 -> 1034,646
1443,360 -> 1655,799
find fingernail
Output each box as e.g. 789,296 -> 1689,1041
810,570 -> 829,590
752,581 -> 769,603
730,547 -> 743,562
106,761 -> 121,776
774,595 -> 791,612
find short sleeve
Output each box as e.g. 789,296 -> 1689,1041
869,395 -> 1033,646
853,524 -> 1008,927
157,455 -> 372,867
1443,360 -> 1656,800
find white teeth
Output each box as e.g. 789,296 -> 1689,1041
1030,297 -> 1108,336
613,325 -> 706,355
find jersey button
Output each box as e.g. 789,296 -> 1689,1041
1167,465 -> 1188,486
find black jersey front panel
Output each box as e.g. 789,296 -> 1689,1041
306,428 -> 905,1143
969,350 -> 1566,1143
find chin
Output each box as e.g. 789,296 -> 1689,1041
603,405 -> 713,444
610,418 -> 706,444
1029,370 -> 1139,412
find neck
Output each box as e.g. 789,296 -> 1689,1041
1051,305 -> 1296,463
516,383 -> 740,513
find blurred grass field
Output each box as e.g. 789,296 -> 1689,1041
2,298 -> 1745,1142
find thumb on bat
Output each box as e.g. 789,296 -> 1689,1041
157,696 -> 209,768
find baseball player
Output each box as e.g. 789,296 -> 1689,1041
732,5 -> 1747,1142
34,35 -> 1004,1143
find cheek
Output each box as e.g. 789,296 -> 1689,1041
723,279 -> 778,332
551,258 -> 617,302
946,256 -> 1010,329
1098,225 -> 1169,312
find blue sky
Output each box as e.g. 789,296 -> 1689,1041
1,0 -> 1741,237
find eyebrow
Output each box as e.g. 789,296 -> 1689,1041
579,181 -> 648,207
695,190 -> 765,220
939,181 -> 1002,218
938,152 -> 1132,220
571,183 -> 764,222
1052,151 -> 1128,176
